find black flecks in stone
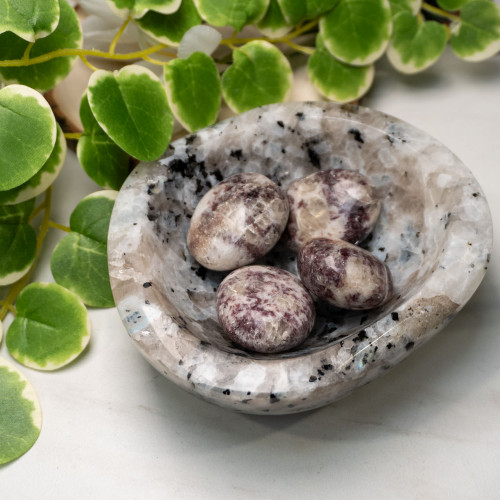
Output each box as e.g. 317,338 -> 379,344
147,183 -> 156,195
309,376 -> 317,382
178,360 -> 184,365
199,340 -> 211,347
242,399 -> 252,404
317,369 -> 325,376
307,147 -> 320,167
223,389 -> 230,395
322,364 -> 333,371
230,149 -> 243,160
296,111 -> 305,120
195,266 -> 208,280
386,134 -> 395,144
360,315 -> 368,325
143,281 -> 152,288
391,312 -> 399,321
444,212 -> 451,229
247,391 -> 251,395
169,157 -> 195,178
213,169 -> 223,181
187,372 -> 192,380
353,330 -> 368,342
145,300 -> 150,305
387,342 -> 394,349
270,393 -> 280,403
362,353 -> 369,365
147,213 -> 158,222
472,192 -> 479,197
378,247 -> 385,252
405,341 -> 415,351
195,178 -> 205,195
185,133 -> 197,145
349,128 -> 365,144
277,120 -> 285,128
281,147 -> 286,154
170,288 -> 175,293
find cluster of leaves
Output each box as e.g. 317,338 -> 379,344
1,0 -> 499,464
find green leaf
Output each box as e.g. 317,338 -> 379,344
387,12 -> 447,73
277,0 -> 338,24
87,65 -> 174,161
106,0 -> 181,19
0,124 -> 66,205
304,0 -> 340,19
0,357 -> 42,464
0,0 -> 59,42
258,0 -> 293,38
437,0 -> 470,11
135,0 -> 201,45
308,34 -> 374,102
6,282 -> 91,370
0,85 -> 56,191
51,191 -> 117,308
450,0 -> 500,61
388,0 -> 421,16
193,0 -> 269,31
0,0 -> 83,92
0,199 -> 36,286
77,94 -> 129,190
221,40 -> 293,114
320,0 -> 393,65
164,52 -> 221,132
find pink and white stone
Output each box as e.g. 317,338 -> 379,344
298,238 -> 393,310
187,172 -> 289,271
286,169 -> 381,251
216,266 -> 315,353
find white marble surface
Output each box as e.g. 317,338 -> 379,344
1,48 -> 500,498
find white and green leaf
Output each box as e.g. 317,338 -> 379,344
387,12 -> 447,73
87,65 -> 174,161
164,52 -> 221,132
0,124 -> 66,205
51,191 -> 117,308
320,0 -> 393,65
105,0 -> 181,19
450,0 -> 500,62
308,34 -> 374,102
0,0 -> 59,42
177,25 -> 222,59
0,85 -> 56,191
6,282 -> 91,370
0,0 -> 83,92
388,0 -> 421,16
77,94 -> 129,190
258,0 -> 293,38
277,0 -> 338,25
221,40 -> 293,114
193,0 -> 269,31
0,357 -> 42,464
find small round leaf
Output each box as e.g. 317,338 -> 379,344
388,0 -> 421,16
387,13 -> 448,73
221,40 -> 293,114
135,0 -> 201,45
51,191 -> 117,308
87,65 -> 174,161
106,0 -> 181,19
320,0 -> 393,65
258,0 -> 293,38
6,282 -> 91,370
278,0 -> 338,24
0,85 -> 56,191
0,124 -> 66,205
194,0 -> 269,31
450,0 -> 500,62
0,0 -> 83,92
0,198 -> 35,224
0,0 -> 59,42
0,357 -> 42,464
164,52 -> 221,132
437,0 -> 471,11
308,35 -> 374,102
77,94 -> 129,190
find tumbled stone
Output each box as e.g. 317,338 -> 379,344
286,169 -> 381,251
216,265 -> 315,353
187,173 -> 289,271
298,238 -> 393,310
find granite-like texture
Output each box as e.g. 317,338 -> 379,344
217,265 -> 315,353
108,102 -> 492,415
298,237 -> 393,310
187,172 -> 288,271
286,169 -> 381,251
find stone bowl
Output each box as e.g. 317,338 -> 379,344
108,102 -> 492,415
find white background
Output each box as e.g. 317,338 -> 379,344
1,48 -> 500,499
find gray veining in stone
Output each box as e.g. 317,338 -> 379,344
108,102 -> 492,415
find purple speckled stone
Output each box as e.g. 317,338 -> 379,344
216,265 -> 316,353
298,238 -> 393,310
187,173 -> 289,271
286,169 -> 381,251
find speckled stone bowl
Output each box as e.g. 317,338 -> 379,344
108,102 -> 492,415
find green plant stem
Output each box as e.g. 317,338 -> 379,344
64,132 -> 82,140
421,2 -> 462,22
0,187 -> 53,321
23,42 -> 34,60
79,55 -> 98,71
0,44 -> 167,68
109,16 -> 132,55
283,40 -> 314,55
48,221 -> 70,232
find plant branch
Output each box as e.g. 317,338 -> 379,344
79,55 -> 98,71
282,40 -> 315,55
109,16 -> 132,55
64,132 -> 82,140
421,2 -> 461,22
48,220 -> 71,232
23,42 -> 34,60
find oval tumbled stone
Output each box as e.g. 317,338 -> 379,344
216,265 -> 316,353
187,172 -> 289,271
298,238 -> 393,310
